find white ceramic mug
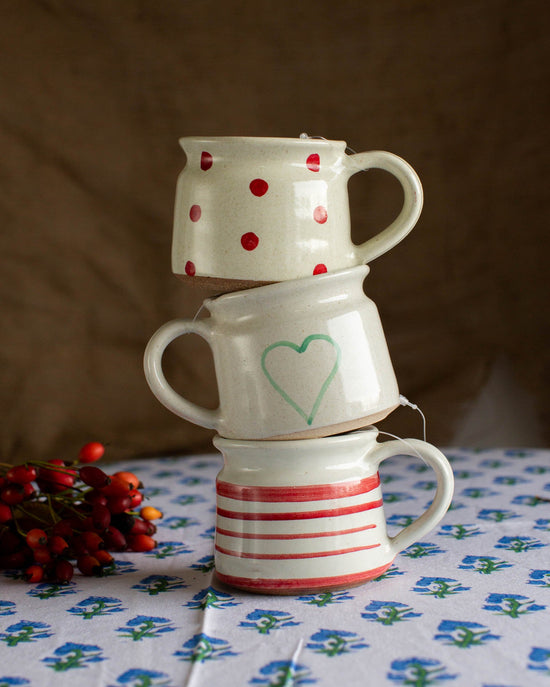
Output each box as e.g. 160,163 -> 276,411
212,427 -> 454,593
144,265 -> 399,440
172,136 -> 423,290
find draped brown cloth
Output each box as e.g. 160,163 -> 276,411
1,1 -> 548,463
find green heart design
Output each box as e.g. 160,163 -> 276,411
261,334 -> 341,425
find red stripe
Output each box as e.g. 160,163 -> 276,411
215,562 -> 393,591
216,499 -> 383,521
216,474 -> 380,502
215,523 -> 377,540
215,542 -> 381,560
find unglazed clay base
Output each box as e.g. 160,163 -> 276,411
174,273 -> 272,295
213,563 -> 394,595
263,404 -> 399,441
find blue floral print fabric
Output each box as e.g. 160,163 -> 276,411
1,446 -> 549,686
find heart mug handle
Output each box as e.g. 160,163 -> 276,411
345,150 -> 423,264
371,438 -> 454,554
144,319 -> 220,431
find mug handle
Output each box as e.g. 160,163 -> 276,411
144,319 -> 220,431
371,438 -> 454,555
345,151 -> 423,263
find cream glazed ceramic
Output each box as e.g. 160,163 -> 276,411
172,136 -> 423,291
144,265 -> 400,440
212,427 -> 454,594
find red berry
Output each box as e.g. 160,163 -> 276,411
79,466 -> 110,489
94,549 -> 114,566
107,494 -> 132,515
32,546 -> 52,565
84,490 -> 108,507
0,503 -> 13,523
37,460 -> 76,493
6,465 -> 37,484
1,485 -> 25,505
100,475 -> 131,498
127,534 -> 157,552
77,554 -> 102,576
78,441 -> 105,463
22,483 -> 35,498
54,559 -> 74,583
92,503 -> 111,530
51,519 -> 74,539
26,528 -> 48,549
103,526 -> 127,551
112,471 -> 141,490
25,564 -> 44,583
81,531 -> 104,552
49,535 -> 69,556
128,488 -> 143,508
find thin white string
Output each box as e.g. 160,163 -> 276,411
192,302 -> 206,322
376,430 -> 429,466
399,394 -> 427,442
299,132 -> 357,155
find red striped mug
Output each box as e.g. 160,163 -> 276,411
212,427 -> 453,594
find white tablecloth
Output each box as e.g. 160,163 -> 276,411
1,445 -> 549,686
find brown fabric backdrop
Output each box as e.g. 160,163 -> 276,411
1,0 -> 549,463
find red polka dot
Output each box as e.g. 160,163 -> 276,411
306,153 -> 320,172
241,232 -> 259,251
249,178 -> 269,196
313,206 -> 328,224
185,261 -> 196,276
200,151 -> 213,171
189,204 -> 201,222
313,264 -> 327,275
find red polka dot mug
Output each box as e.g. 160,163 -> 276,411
212,427 -> 454,593
144,265 -> 400,440
172,136 -> 423,291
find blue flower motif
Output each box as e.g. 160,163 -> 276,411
525,465 -> 550,474
116,615 -> 176,641
528,647 -> 550,675
495,536 -> 546,552
438,524 -> 483,539
383,492 -> 415,503
412,577 -> 470,598
158,516 -> 200,529
483,593 -> 546,618
41,642 -> 106,671
250,660 -> 316,685
434,620 -> 500,648
67,596 -> 125,619
240,609 -> 300,634
527,570 -> 550,588
413,480 -> 438,491
145,541 -> 193,558
132,575 -> 187,595
174,633 -> 237,662
186,586 -> 240,610
493,475 -> 530,485
372,565 -> 406,582
307,629 -> 368,656
512,495 -> 548,507
0,677 -> 30,686
140,486 -> 170,498
453,470 -> 483,479
0,620 -> 53,647
199,526 -> 216,540
109,668 -> 172,686
480,458 -> 510,468
103,559 -> 139,575
0,600 -> 16,615
386,514 -> 415,528
387,657 -> 458,685
170,493 -> 207,506
477,509 -> 519,522
504,449 -> 534,458
298,590 -> 354,606
403,542 -> 446,558
190,554 -> 215,573
26,582 -> 78,599
362,601 -> 422,624
534,518 -> 550,531
460,487 -> 499,498
458,556 -> 512,575
178,475 -> 211,486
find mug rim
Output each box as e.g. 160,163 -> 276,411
213,426 -> 378,451
204,264 -> 370,311
179,135 -> 347,147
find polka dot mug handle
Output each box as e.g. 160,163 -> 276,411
371,438 -> 454,554
345,151 -> 424,263
143,319 -> 220,431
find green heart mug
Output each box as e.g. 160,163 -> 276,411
144,265 -> 400,440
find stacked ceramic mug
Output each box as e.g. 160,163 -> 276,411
144,137 -> 454,594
